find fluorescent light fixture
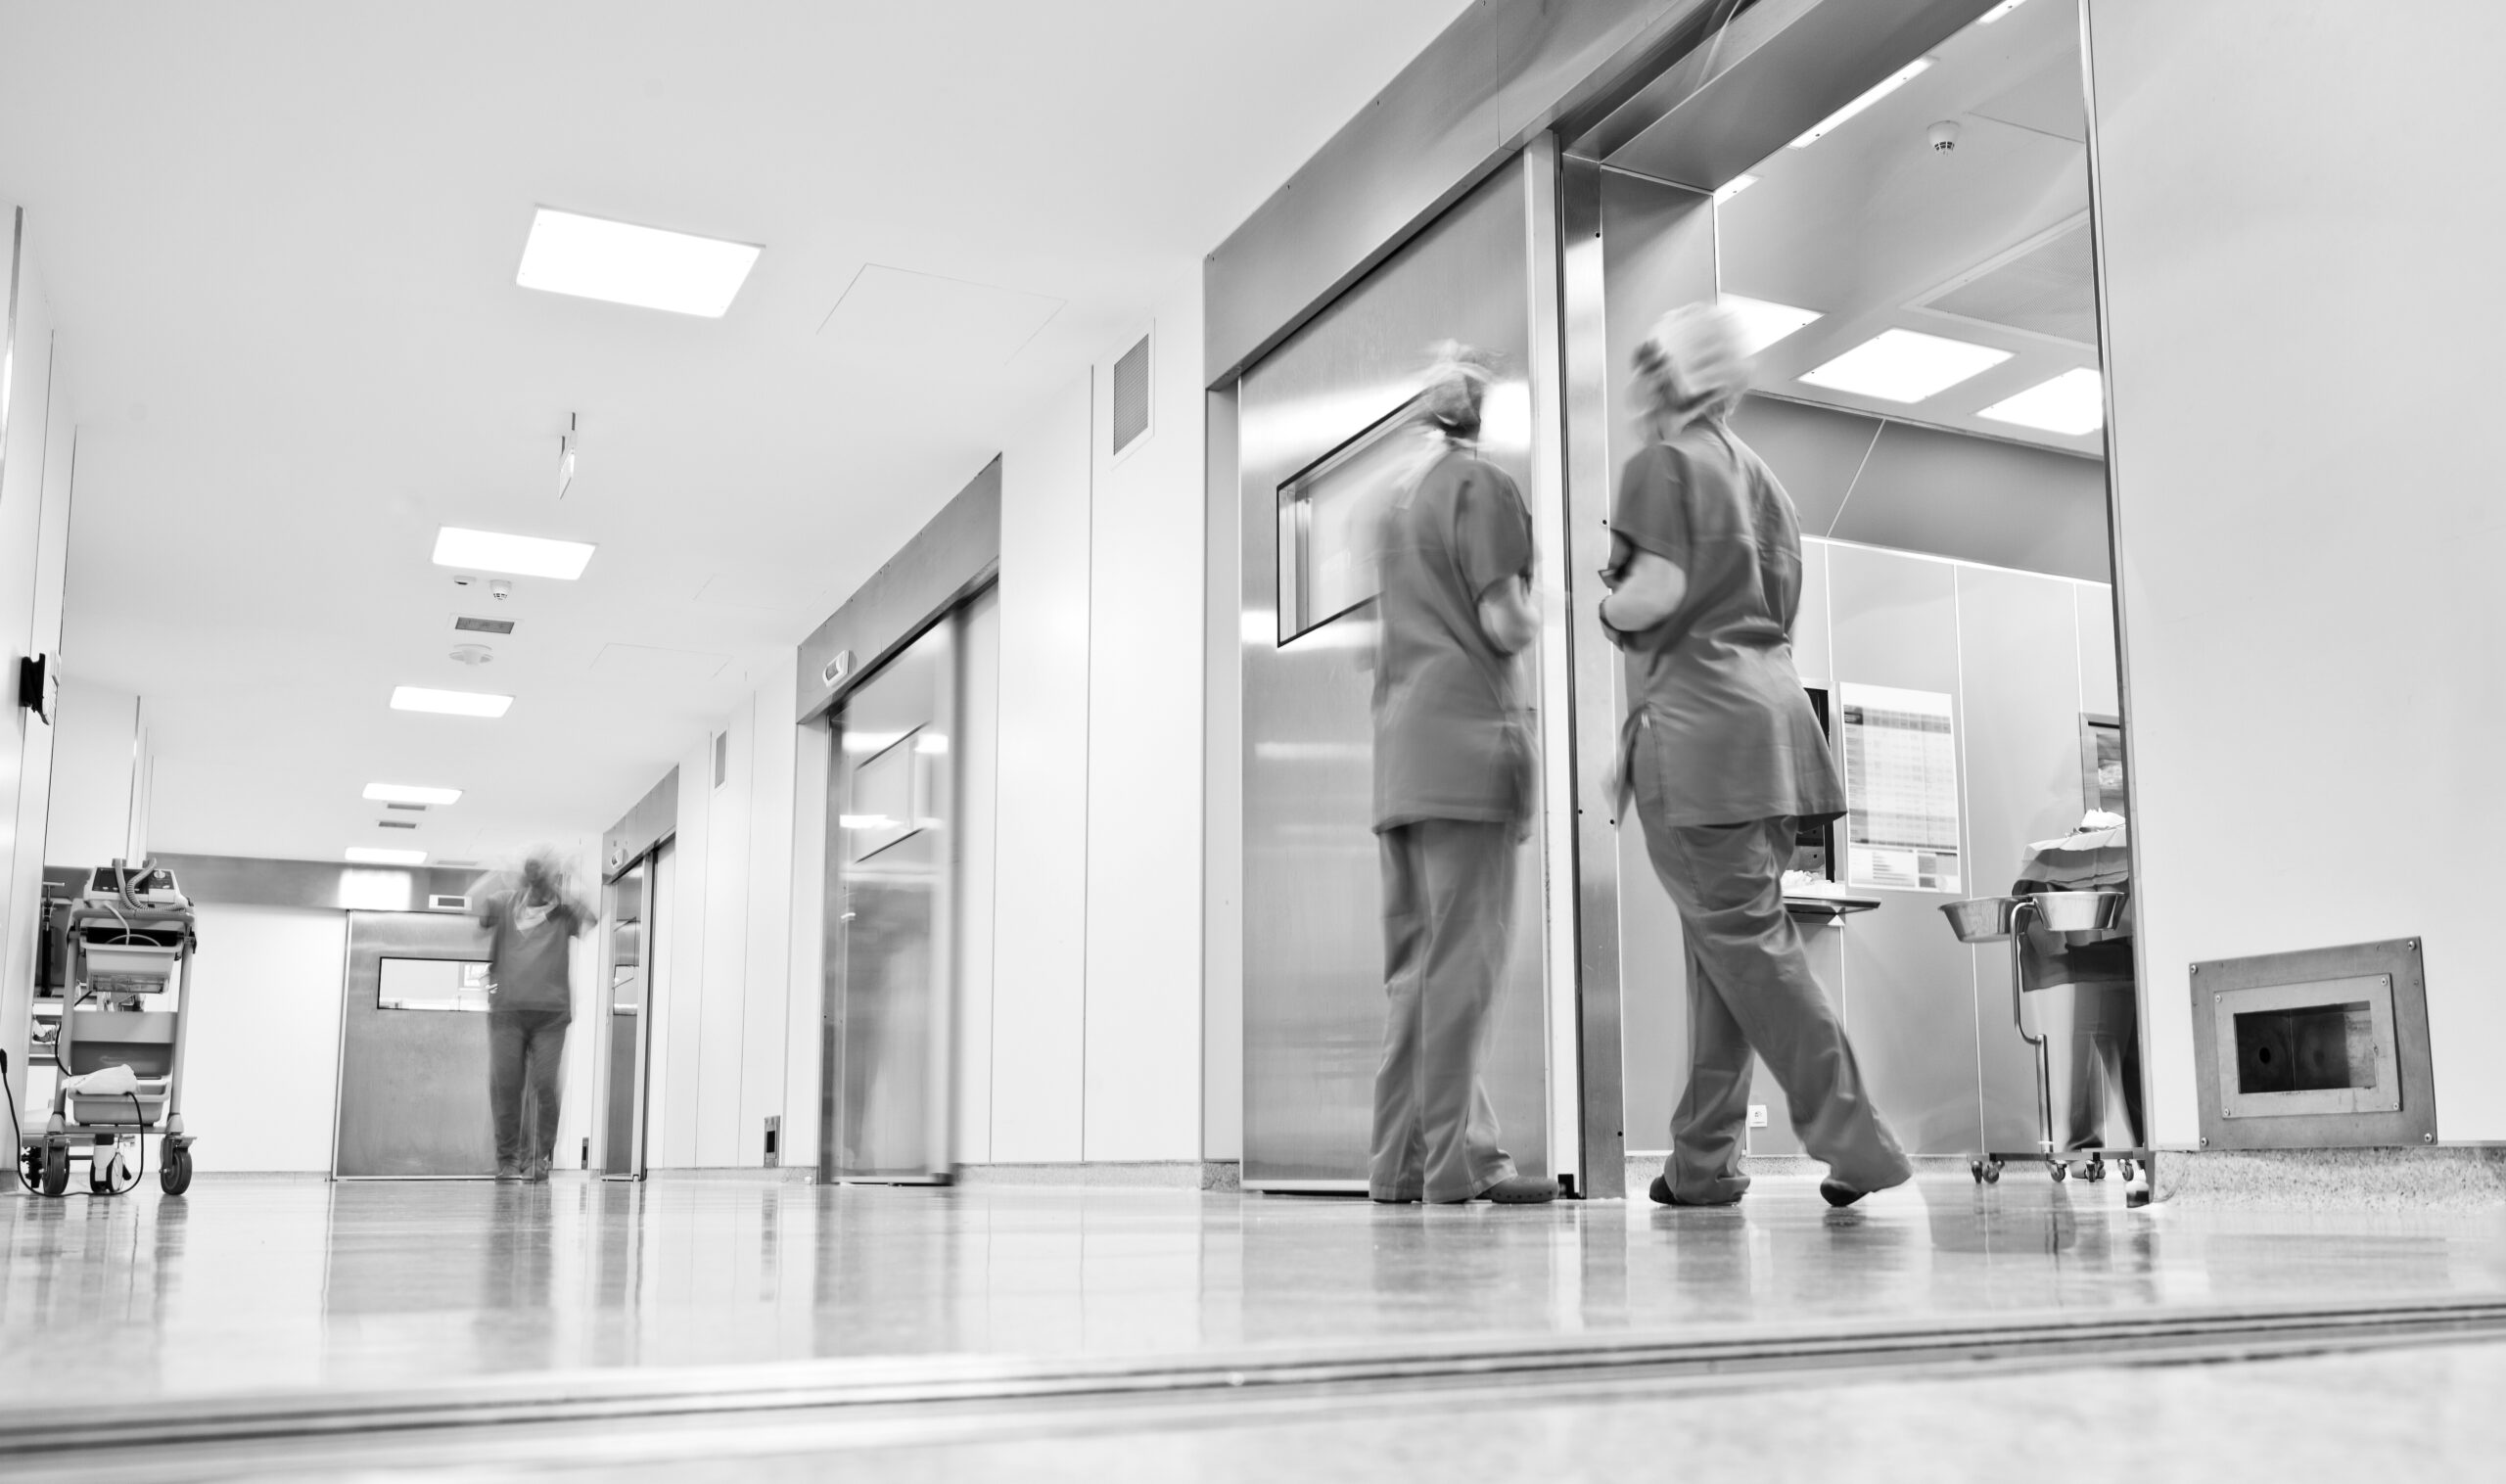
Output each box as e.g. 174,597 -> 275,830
364,782 -> 463,806
837,814 -> 897,830
345,847 -> 427,866
1720,294 -> 1823,355
1977,0 -> 2034,22
391,685 -> 513,719
432,527 -> 596,580
1788,59 -> 1932,149
1799,328 -> 2012,403
1712,174 -> 1759,204
1977,366 -> 2106,436
515,208 -> 760,317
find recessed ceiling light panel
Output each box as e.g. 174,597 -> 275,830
365,782 -> 463,806
1712,174 -> 1759,204
516,208 -> 760,317
1798,329 -> 2012,403
1719,294 -> 1824,355
1787,59 -> 1932,149
433,527 -> 595,580
391,686 -> 513,719
1977,366 -> 2106,436
346,847 -> 428,865
1976,0 -> 2034,23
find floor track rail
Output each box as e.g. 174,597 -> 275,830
11,1298 -> 2506,1473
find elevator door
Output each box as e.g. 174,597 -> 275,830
599,847 -> 667,1178
1237,155 -> 1556,1190
824,617 -> 956,1183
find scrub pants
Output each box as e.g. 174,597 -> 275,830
1370,819 -> 1520,1203
1630,759 -> 1911,1203
488,1008 -> 570,1172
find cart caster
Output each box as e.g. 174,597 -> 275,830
162,1144 -> 193,1196
2118,1157 -> 2139,1183
2085,1156 -> 2107,1183
1971,1159 -> 1987,1183
2049,1160 -> 2069,1183
40,1143 -> 69,1196
1983,1159 -> 2002,1184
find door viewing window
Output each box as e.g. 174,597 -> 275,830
1275,395 -> 1424,644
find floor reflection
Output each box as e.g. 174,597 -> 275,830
4,1174 -> 2504,1408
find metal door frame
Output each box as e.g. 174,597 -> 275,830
818,601 -> 974,1185
594,842 -> 670,1181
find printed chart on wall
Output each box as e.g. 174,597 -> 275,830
1838,682 -> 1961,893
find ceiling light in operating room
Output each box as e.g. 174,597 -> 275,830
432,527 -> 596,580
515,208 -> 761,317
345,847 -> 428,865
1976,0 -> 2035,23
1712,174 -> 1759,204
1787,59 -> 1932,149
391,686 -> 513,719
1797,328 -> 2011,403
1977,366 -> 2106,436
363,782 -> 463,806
1719,294 -> 1823,355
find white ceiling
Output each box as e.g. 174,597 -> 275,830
1712,0 -> 2102,454
0,0 -> 1469,867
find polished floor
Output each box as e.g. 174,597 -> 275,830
6,1174 -> 2505,1477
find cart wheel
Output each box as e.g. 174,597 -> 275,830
2085,1157 -> 2107,1183
2049,1160 -> 2069,1183
161,1144 -> 193,1197
2118,1157 -> 2138,1182
18,1144 -> 38,1191
1982,1161 -> 2001,1185
40,1144 -> 69,1196
1970,1159 -> 1985,1183
88,1159 -> 113,1194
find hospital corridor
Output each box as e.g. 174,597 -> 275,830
4,2 -> 2505,1479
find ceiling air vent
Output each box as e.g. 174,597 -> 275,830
385,802 -> 428,812
376,819 -> 419,830
454,615 -> 517,635
1110,332 -> 1151,456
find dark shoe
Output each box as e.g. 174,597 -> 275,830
1820,1170 -> 1910,1208
528,1157 -> 551,1184
1649,1175 -> 1740,1208
1476,1175 -> 1557,1204
495,1161 -> 522,1183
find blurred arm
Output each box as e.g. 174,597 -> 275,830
1477,576 -> 1538,654
1601,548 -> 1687,632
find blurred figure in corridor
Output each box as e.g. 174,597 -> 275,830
476,848 -> 590,1183
1368,343 -> 1555,1207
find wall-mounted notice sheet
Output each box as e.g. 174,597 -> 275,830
1839,682 -> 1962,893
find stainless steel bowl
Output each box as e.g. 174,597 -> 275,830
1940,896 -> 2020,944
2026,890 -> 2126,933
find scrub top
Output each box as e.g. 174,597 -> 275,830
1371,443 -> 1537,832
1608,421 -> 1843,828
481,891 -> 584,1015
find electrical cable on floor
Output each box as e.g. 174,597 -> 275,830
1,1054 -> 150,1200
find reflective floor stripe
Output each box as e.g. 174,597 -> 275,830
9,1297 -> 2506,1472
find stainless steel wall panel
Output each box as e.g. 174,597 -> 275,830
796,459 -> 999,724
1238,162 -> 1550,1189
333,909 -> 500,1178
1599,0 -> 1993,186
602,772 -> 677,882
1205,0 -> 1725,385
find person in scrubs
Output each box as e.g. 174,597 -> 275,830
476,849 -> 589,1183
1369,343 -> 1555,1206
1601,303 -> 1912,1210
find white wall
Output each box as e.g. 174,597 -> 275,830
2086,0 -> 2506,1144
1080,278 -> 1206,1161
47,678 -> 145,868
179,904 -> 346,1173
0,208 -> 79,1115
988,373 -> 1094,1161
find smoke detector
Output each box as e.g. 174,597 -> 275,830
1927,119 -> 1962,153
450,643 -> 495,666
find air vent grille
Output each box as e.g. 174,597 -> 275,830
712,730 -> 728,789
385,802 -> 427,812
1110,333 -> 1150,455
454,615 -> 517,635
429,894 -> 471,911
376,819 -> 419,830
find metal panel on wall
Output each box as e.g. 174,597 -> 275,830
1238,158 -> 1552,1190
334,910 -> 500,1178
